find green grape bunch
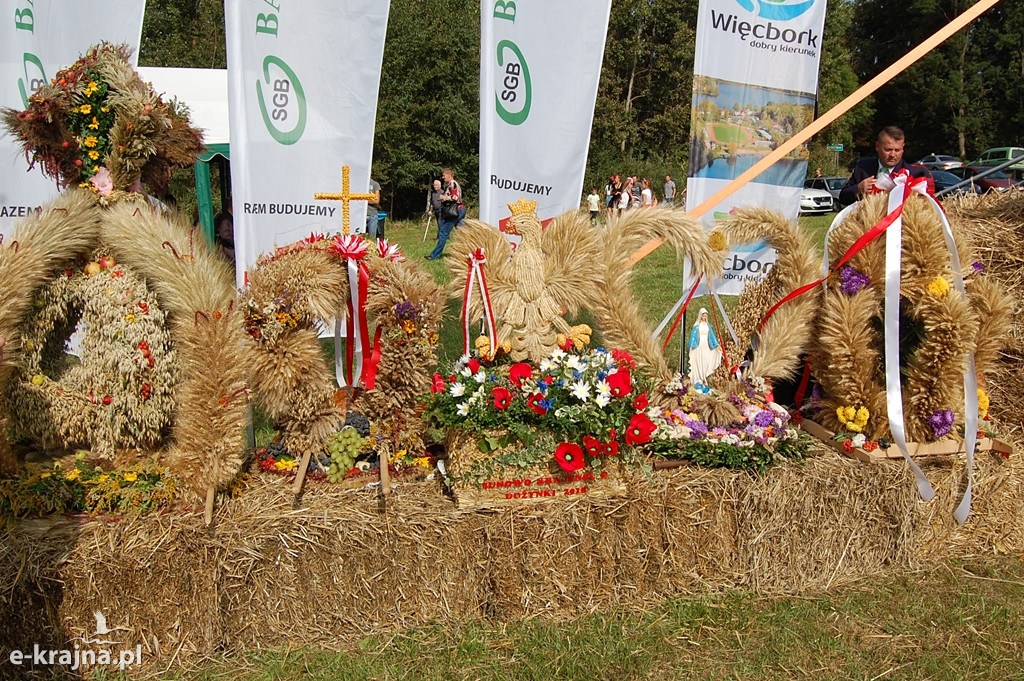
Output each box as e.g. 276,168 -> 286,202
325,427 -> 368,483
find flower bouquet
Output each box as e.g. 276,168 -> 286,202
424,345 -> 654,508
643,374 -> 809,471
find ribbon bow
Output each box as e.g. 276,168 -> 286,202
376,239 -> 406,262
331,234 -> 377,389
463,248 -> 497,358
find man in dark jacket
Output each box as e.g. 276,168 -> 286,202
839,126 -> 930,205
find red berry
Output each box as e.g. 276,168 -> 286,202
102,395 -> 112,405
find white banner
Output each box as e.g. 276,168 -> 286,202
0,0 -> 145,236
685,0 -> 827,294
479,0 -> 611,228
226,0 -> 390,286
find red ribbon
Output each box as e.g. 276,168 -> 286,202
662,277 -> 702,352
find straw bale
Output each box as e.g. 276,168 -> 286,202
3,446 -> 1023,677
944,190 -> 1024,434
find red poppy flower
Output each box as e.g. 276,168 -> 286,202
625,413 -> 657,445
527,393 -> 548,415
560,337 -> 574,351
509,362 -> 533,388
467,358 -> 481,374
604,440 -> 619,456
430,373 -> 445,393
612,348 -> 636,369
608,429 -> 617,440
491,386 -> 512,409
449,374 -> 457,383
554,442 -> 585,472
583,434 -> 602,456
606,368 -> 632,397
633,393 -> 649,411
542,375 -> 554,385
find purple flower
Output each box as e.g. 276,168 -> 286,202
838,266 -> 870,296
686,419 -> 708,438
753,410 -> 775,428
928,409 -> 955,438
395,301 -> 416,320
971,261 -> 984,273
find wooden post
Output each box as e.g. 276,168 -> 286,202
204,486 -> 215,526
291,450 -> 313,495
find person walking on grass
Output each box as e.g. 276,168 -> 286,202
425,168 -> 464,260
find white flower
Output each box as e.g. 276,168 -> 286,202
595,380 -> 611,397
570,380 -> 591,402
449,383 -> 466,397
852,433 -> 866,448
539,358 -> 556,372
594,392 -> 611,408
665,373 -> 684,393
473,370 -> 487,383
565,355 -> 584,371
460,366 -> 472,378
456,402 -> 470,416
550,348 -> 566,362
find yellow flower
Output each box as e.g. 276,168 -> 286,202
65,468 -> 81,481
978,388 -> 990,417
389,449 -> 408,464
927,276 -> 950,297
412,457 -> 431,468
88,150 -> 99,160
40,472 -> 52,479
98,474 -> 109,482
101,106 -> 109,113
428,332 -> 439,344
79,104 -> 92,114
88,117 -> 100,130
708,231 -> 728,251
855,407 -> 870,425
123,472 -> 138,482
274,458 -> 297,471
125,313 -> 137,323
83,135 -> 98,148
402,319 -> 416,334
84,81 -> 99,96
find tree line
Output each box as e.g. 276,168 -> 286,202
139,0 -> 1024,219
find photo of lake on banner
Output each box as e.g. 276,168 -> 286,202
690,76 -> 815,186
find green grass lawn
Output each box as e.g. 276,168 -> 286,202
710,123 -> 750,145
136,555 -> 1024,681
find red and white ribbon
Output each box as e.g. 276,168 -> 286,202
376,239 -> 406,263
463,248 -> 496,357
332,235 -> 372,388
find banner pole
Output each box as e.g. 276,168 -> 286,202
627,0 -> 1002,267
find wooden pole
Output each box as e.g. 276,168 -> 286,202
204,486 -> 215,526
291,450 -> 313,495
627,0 -> 1003,267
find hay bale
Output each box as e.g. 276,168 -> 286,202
2,450 -> 1023,677
945,190 -> 1024,434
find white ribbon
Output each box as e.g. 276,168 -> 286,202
464,249 -> 497,357
883,175 -> 936,502
882,173 -> 980,521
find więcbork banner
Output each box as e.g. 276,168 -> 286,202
685,0 -> 827,295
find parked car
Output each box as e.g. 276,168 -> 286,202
970,147 -> 1024,176
930,169 -> 978,196
799,186 -> 835,214
915,154 -> 963,171
803,176 -> 846,209
947,165 -> 1015,192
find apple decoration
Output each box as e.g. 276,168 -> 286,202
84,261 -> 101,276
30,374 -> 45,386
99,255 -> 116,270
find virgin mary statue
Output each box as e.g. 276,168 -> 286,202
688,308 -> 721,390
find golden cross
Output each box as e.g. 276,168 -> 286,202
314,165 -> 378,236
